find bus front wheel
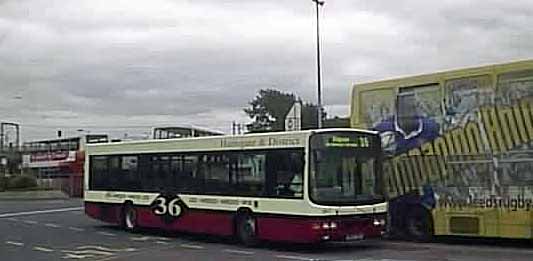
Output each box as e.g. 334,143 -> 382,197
122,203 -> 138,232
236,213 -> 258,246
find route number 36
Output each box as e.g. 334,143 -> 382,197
153,197 -> 182,217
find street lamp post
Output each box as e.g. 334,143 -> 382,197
312,0 -> 324,128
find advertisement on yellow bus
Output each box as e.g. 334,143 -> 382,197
351,60 -> 533,241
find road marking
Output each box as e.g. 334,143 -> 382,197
130,236 -> 153,241
180,243 -> 205,249
275,255 -> 317,261
0,207 -> 83,218
5,241 -> 24,246
155,241 -> 170,245
69,227 -> 85,232
93,244 -> 177,261
62,249 -> 115,256
23,220 -> 38,224
62,253 -> 95,259
97,231 -> 117,237
334,259 -> 411,261
77,245 -> 137,252
45,223 -> 61,228
223,249 -> 255,255
33,246 -> 55,253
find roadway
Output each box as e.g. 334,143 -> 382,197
0,199 -> 532,261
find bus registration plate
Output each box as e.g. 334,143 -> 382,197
345,234 -> 364,241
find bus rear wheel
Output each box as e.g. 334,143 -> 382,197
406,207 -> 433,242
236,213 -> 258,246
122,203 -> 138,232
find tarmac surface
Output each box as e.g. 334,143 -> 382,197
1,199 -> 532,261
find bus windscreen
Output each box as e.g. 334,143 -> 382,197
309,132 -> 384,206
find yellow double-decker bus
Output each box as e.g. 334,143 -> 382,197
351,59 -> 533,241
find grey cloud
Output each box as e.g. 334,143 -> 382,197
1,0 -> 533,140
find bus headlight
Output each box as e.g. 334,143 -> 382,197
320,222 -> 338,230
373,218 -> 385,226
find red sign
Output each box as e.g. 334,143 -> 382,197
30,151 -> 70,162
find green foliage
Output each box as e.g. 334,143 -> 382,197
244,89 -> 295,132
7,175 -> 37,190
244,89 -> 326,133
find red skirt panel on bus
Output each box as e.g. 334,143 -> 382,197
257,216 -> 384,243
136,208 -> 234,236
85,202 -> 121,224
257,217 -> 322,243
85,202 -> 234,236
84,202 -> 384,243
327,217 -> 384,241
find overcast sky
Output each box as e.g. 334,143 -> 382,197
1,0 -> 533,141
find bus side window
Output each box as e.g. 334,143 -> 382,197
121,156 -> 140,191
138,155 -> 155,191
229,152 -> 266,197
180,155 -> 199,193
202,154 -> 230,195
266,150 -> 304,198
90,156 -> 108,190
169,155 -> 182,192
108,156 -> 121,190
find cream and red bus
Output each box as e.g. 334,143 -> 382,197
84,129 -> 386,244
351,59 -> 533,241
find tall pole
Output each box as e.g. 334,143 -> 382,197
0,123 -> 4,152
312,0 -> 324,128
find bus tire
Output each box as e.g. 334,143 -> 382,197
406,206 -> 433,242
236,213 -> 258,247
122,203 -> 138,232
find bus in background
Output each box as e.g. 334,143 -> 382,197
22,134 -> 108,197
84,129 -> 386,245
351,59 -> 533,241
152,125 -> 224,139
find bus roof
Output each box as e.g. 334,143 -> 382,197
352,59 -> 533,91
23,134 -> 108,145
86,128 -> 377,155
152,125 -> 225,134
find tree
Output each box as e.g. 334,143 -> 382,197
244,89 -> 294,132
244,89 -> 326,133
